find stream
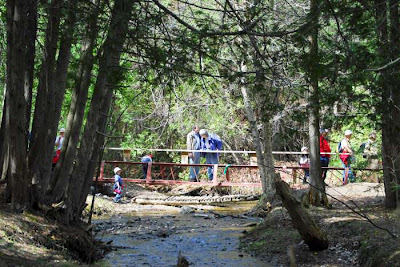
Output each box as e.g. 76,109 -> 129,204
94,201 -> 270,266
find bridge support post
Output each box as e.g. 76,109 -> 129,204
292,169 -> 297,184
146,162 -> 152,184
99,161 -> 105,181
213,164 -> 218,185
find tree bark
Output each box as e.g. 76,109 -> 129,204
6,0 -> 30,209
29,0 -> 78,206
276,179 -> 329,251
0,0 -> 15,196
307,0 -> 327,206
28,0 -> 62,204
48,0 -> 101,203
261,116 -> 276,198
24,0 -> 37,147
377,0 -> 400,208
239,65 -> 269,194
64,0 -> 134,223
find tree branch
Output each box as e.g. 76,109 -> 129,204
151,0 -> 303,37
366,57 -> 400,71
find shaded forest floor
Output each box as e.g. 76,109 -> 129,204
1,182 -> 399,266
0,205 -> 104,266
241,183 -> 400,266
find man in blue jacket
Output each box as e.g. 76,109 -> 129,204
199,129 -> 223,181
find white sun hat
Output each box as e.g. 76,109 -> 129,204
344,130 -> 352,136
114,167 -> 122,174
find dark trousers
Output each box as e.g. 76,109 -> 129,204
141,158 -> 152,179
320,156 -> 330,181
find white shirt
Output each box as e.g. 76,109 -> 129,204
55,136 -> 64,150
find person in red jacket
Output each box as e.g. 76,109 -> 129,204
320,129 -> 331,181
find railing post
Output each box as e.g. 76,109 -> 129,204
226,168 -> 230,182
213,164 -> 218,185
146,162 -> 152,184
99,161 -> 105,181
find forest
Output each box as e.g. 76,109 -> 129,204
0,0 -> 399,265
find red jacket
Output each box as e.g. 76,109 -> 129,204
320,135 -> 331,158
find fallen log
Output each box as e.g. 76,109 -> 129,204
132,194 -> 258,205
275,179 -> 329,251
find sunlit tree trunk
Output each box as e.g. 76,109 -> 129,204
261,114 -> 276,199
239,63 -> 269,193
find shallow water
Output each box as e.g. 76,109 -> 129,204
95,201 -> 269,266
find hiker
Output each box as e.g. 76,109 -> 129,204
199,129 -> 223,181
363,132 -> 379,182
113,167 -> 123,203
339,130 -> 355,184
299,146 -> 310,183
52,128 -> 65,167
320,128 -> 331,182
55,128 -> 65,150
186,126 -> 201,182
141,154 -> 153,179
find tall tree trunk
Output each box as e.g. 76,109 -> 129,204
261,115 -> 276,198
48,0 -> 101,203
245,20 -> 277,200
29,0 -> 78,206
239,63 -> 269,193
64,0 -> 134,223
377,0 -> 400,208
28,0 -> 62,205
307,0 -> 327,206
24,0 -> 37,147
6,0 -> 30,209
0,0 -> 15,196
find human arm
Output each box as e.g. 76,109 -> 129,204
55,136 -> 60,147
342,139 -> 353,154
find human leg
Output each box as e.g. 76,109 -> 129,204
142,164 -> 148,179
320,157 -> 329,181
189,157 -> 196,181
113,192 -> 122,202
189,152 -> 201,182
205,153 -> 213,180
368,158 -> 379,182
342,162 -> 349,185
193,152 -> 200,179
207,153 -> 218,181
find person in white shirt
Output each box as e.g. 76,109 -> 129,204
55,128 -> 65,150
299,146 -> 310,183
52,128 -> 65,167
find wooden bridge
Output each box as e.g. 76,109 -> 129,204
95,160 -> 382,188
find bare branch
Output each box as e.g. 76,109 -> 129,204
367,57 -> 400,72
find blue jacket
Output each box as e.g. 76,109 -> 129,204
200,133 -> 223,151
